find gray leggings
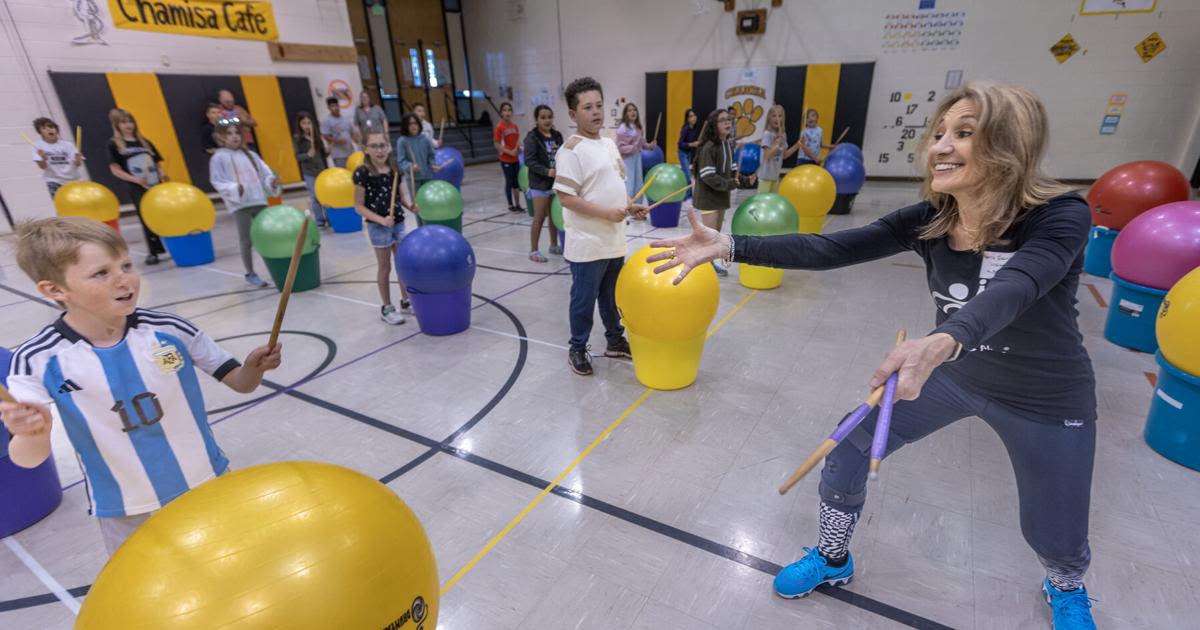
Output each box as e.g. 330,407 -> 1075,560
820,367 -> 1095,579
234,205 -> 267,274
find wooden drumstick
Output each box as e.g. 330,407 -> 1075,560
628,171 -> 659,207
643,183 -> 693,212
266,217 -> 310,351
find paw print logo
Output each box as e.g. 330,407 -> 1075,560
731,98 -> 763,138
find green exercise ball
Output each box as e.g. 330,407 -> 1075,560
518,165 -> 530,192
250,205 -> 320,259
731,193 -> 799,237
551,195 -> 564,231
417,180 -> 464,221
645,163 -> 688,203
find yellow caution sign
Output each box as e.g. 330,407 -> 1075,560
1050,34 -> 1081,64
1135,32 -> 1166,63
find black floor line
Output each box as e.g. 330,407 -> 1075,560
204,330 -> 338,415
0,282 -> 57,309
476,263 -> 570,276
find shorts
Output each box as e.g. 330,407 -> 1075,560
367,220 -> 406,248
98,512 -> 154,555
528,189 -> 554,198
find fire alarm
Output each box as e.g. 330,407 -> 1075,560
737,9 -> 767,35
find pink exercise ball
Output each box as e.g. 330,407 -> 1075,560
1110,201 -> 1200,290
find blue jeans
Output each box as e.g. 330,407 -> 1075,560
303,174 -> 326,224
623,153 -> 643,202
819,367 -> 1095,581
679,152 -> 693,185
568,257 -> 625,351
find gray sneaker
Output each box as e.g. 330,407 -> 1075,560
380,304 -> 406,325
245,272 -> 270,288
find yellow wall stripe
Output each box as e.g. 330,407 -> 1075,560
801,63 -> 841,158
665,70 -> 693,165
105,73 -> 192,185
240,75 -> 301,185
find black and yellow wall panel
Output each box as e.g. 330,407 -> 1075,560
240,75 -> 302,184
645,63 -> 874,170
49,71 -> 315,204
105,73 -> 193,189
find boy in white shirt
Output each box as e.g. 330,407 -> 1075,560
553,77 -> 648,375
30,118 -> 83,199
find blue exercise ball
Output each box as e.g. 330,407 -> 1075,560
737,143 -> 762,175
394,225 -> 476,292
828,143 -> 863,162
641,146 -> 664,175
824,153 -> 866,195
432,147 -> 464,190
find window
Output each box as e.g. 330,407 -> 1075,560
409,48 -> 423,87
425,49 -> 439,88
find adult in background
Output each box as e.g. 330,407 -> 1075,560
649,83 -> 1100,630
217,89 -> 256,150
322,96 -> 360,168
355,90 -> 388,137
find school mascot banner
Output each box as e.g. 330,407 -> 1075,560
717,66 -> 776,144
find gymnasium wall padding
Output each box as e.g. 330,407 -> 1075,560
644,72 -> 667,154
800,64 -> 841,155
832,63 -> 875,151
48,72 -> 127,203
773,65 -> 808,169
105,73 -> 192,186
665,70 -> 693,165
691,70 -> 719,130
240,75 -> 302,185
48,73 -> 315,200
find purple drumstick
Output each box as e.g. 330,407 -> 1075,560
829,403 -> 873,443
869,372 -> 900,478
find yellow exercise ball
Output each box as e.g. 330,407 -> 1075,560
53,181 -> 119,222
76,462 -> 439,630
1158,267 -> 1200,375
315,167 -> 356,208
616,245 -> 719,390
139,182 -> 216,237
779,165 -> 836,233
346,150 -> 365,173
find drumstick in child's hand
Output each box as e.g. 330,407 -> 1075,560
0,383 -> 47,436
643,183 -> 693,212
75,126 -> 82,149
267,218 -> 310,351
652,112 -> 662,145
19,131 -> 36,147
438,118 -> 445,144
833,127 -> 850,145
628,172 -> 659,206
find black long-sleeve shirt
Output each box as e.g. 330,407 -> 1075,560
734,193 -> 1097,423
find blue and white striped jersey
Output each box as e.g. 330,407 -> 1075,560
7,309 -> 239,517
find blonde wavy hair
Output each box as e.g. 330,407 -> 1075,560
917,83 -> 1075,252
108,108 -> 147,153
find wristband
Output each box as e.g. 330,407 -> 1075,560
943,341 -> 964,363
725,235 -> 735,263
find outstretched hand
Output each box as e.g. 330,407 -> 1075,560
646,207 -> 730,285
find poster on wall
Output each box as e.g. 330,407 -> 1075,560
876,86 -> 940,168
882,11 -> 965,53
1079,0 -> 1156,16
717,66 -> 775,142
107,0 -> 279,41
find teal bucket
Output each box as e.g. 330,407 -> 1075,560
1083,226 -> 1117,277
1103,273 -> 1166,353
1145,352 -> 1200,471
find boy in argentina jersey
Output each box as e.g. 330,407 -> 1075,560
1,218 -> 282,554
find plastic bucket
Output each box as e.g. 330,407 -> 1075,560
1103,273 -> 1166,353
1144,352 -> 1200,471
162,231 -> 215,267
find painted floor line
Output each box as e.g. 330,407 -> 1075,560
2,538 -> 80,616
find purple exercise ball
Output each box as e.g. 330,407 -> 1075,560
1110,200 -> 1200,290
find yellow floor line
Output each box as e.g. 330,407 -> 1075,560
440,288 -> 760,595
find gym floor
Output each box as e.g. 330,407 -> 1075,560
0,166 -> 1196,629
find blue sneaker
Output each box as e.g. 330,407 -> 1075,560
774,546 -> 854,599
1043,578 -> 1097,629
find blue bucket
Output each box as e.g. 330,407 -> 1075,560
1083,226 -> 1118,277
162,231 -> 215,267
326,206 -> 362,233
650,201 -> 681,228
1144,352 -> 1200,471
1104,273 -> 1167,353
408,285 -> 471,336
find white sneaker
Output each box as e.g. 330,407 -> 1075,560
245,272 -> 270,288
380,304 -> 406,325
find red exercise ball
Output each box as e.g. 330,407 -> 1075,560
1087,160 -> 1189,230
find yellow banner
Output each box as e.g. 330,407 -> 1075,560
108,0 -> 278,41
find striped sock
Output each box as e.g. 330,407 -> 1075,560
1046,567 -> 1085,592
818,501 -> 859,565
